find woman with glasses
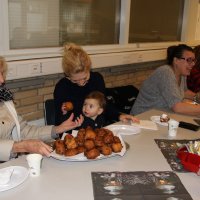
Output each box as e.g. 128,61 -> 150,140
54,43 -> 138,127
131,44 -> 200,116
187,45 -> 200,93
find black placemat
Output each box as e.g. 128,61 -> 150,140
91,171 -> 192,200
155,139 -> 200,172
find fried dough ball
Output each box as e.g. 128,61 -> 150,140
65,137 -> 78,149
64,101 -> 74,111
75,129 -> 85,146
100,145 -> 112,156
112,142 -> 123,153
96,128 -> 107,137
75,137 -> 84,146
84,139 -> 95,150
54,140 -> 65,155
77,146 -> 86,154
85,127 -> 96,140
94,136 -> 104,147
103,133 -> 114,144
77,128 -> 86,139
84,148 -> 100,159
113,136 -> 121,143
64,148 -> 78,156
104,128 -> 114,137
63,134 -> 73,144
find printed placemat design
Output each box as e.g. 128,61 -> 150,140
92,171 -> 192,200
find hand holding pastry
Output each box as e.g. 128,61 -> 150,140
61,101 -> 74,115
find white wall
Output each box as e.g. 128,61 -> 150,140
195,2 -> 200,40
7,48 -> 167,80
182,0 -> 199,42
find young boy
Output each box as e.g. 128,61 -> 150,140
81,91 -> 106,129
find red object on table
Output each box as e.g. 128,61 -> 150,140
177,146 -> 200,175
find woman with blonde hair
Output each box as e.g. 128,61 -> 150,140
54,43 -> 138,126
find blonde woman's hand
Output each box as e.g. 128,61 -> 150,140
61,102 -> 74,115
61,103 -> 67,115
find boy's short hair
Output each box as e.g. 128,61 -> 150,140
85,91 -> 106,110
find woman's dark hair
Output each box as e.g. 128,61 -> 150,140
167,44 -> 194,65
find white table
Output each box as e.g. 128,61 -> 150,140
0,109 -> 200,200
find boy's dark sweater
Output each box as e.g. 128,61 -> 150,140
80,114 -> 106,129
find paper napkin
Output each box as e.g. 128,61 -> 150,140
131,120 -> 158,130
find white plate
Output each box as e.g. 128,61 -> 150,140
106,124 -> 141,135
150,116 -> 169,126
0,166 -> 29,192
51,129 -> 126,161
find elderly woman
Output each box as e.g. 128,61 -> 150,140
131,44 -> 200,116
54,43 -> 138,126
0,56 -> 83,161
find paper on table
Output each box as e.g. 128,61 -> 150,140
131,120 -> 158,130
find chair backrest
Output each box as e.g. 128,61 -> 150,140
105,85 -> 139,114
44,99 -> 55,125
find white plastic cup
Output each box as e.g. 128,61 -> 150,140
26,154 -> 43,177
168,119 -> 179,138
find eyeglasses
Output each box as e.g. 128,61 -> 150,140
179,57 -> 196,64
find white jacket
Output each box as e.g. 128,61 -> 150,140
0,101 -> 53,161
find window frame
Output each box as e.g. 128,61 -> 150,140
0,0 -> 199,62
